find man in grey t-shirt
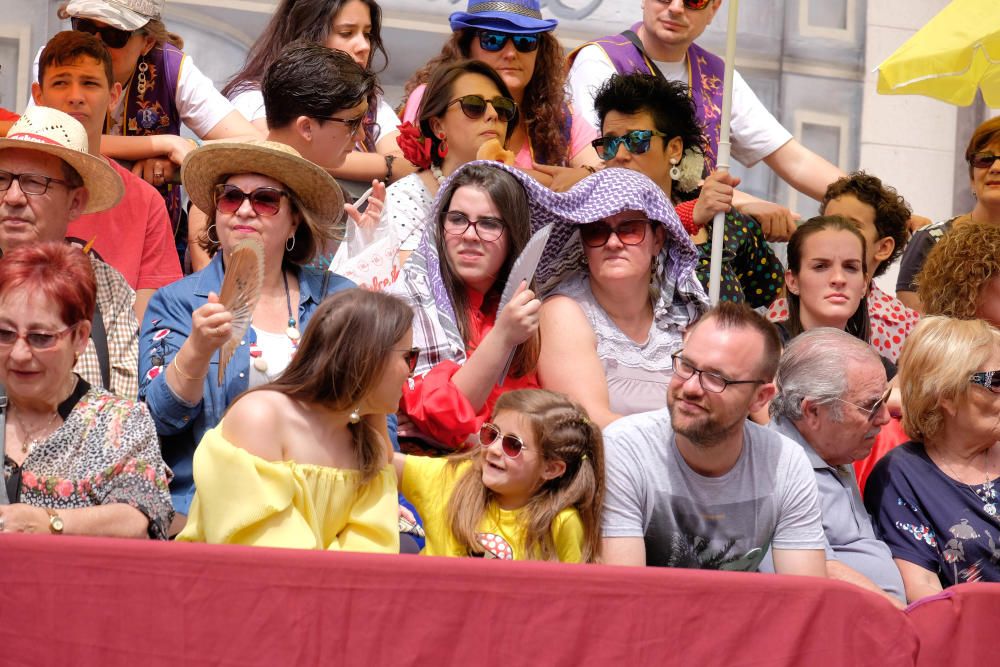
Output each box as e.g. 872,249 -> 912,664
602,302 -> 827,575
768,329 -> 906,605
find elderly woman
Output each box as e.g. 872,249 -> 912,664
177,289 -> 413,551
917,222 -> 1000,327
0,243 -> 172,538
536,169 -> 708,427
897,116 -> 1000,312
139,139 -> 353,526
864,317 -> 1000,601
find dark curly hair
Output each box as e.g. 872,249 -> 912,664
917,222 -> 1000,320
821,171 -> 911,279
401,29 -> 569,166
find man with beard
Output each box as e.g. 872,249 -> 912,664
765,328 -> 905,605
601,301 -> 826,574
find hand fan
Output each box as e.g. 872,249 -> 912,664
217,239 -> 265,384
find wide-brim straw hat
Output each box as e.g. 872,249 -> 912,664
0,106 -> 124,214
449,0 -> 558,34
181,139 -> 346,245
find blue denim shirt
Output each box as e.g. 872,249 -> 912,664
139,253 -> 364,515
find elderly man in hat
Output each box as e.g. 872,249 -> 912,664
767,327 -> 906,607
0,106 -> 138,399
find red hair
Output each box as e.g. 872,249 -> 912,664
0,242 -> 95,326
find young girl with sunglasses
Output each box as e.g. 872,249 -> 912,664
399,0 -> 601,191
393,389 -> 604,562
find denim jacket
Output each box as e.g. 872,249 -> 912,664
139,253 -> 355,515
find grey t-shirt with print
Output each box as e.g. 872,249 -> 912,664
602,408 -> 825,570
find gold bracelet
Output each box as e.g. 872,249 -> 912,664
171,352 -> 203,382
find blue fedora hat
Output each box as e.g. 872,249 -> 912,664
449,0 -> 558,34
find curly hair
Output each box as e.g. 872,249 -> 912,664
821,171 -> 911,278
917,222 -> 1000,319
401,29 -> 570,166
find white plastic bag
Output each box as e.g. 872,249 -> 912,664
329,214 -> 402,291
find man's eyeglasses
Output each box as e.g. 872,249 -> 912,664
477,30 -> 541,53
0,170 -> 72,196
479,422 -> 528,458
214,184 -> 288,216
442,210 -> 505,242
592,129 -> 668,161
0,323 -> 78,350
832,386 -> 892,422
969,153 -> 1000,169
578,218 -> 651,248
671,352 -> 765,393
447,94 -> 518,123
71,17 -> 136,49
970,370 -> 1000,394
316,113 -> 367,135
395,346 -> 420,376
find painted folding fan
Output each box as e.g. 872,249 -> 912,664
217,239 -> 264,385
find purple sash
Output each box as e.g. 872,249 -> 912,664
569,23 -> 726,170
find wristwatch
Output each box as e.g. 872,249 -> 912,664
45,508 -> 64,534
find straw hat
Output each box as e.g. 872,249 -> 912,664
0,106 -> 124,214
66,0 -> 162,31
181,139 -> 346,244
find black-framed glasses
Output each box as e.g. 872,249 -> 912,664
969,153 -> 1000,169
0,170 -> 72,196
395,346 -> 420,376
0,323 -> 78,350
442,210 -> 505,242
671,352 -> 765,393
214,184 -> 288,216
479,422 -> 528,458
592,129 -> 669,161
447,94 -> 518,123
832,386 -> 892,422
970,370 -> 1000,394
316,112 -> 367,135
578,218 -> 651,248
71,17 -> 136,49
477,30 -> 541,53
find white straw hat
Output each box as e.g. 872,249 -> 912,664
0,106 -> 124,214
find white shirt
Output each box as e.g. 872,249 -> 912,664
568,42 -> 792,167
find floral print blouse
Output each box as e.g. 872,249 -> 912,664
3,379 -> 173,539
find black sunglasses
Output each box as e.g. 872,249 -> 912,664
477,30 -> 540,53
592,129 -> 668,161
71,17 -> 136,49
969,153 -> 1000,169
395,346 -> 420,376
479,422 -> 528,458
316,112 -> 366,135
970,370 -> 1000,393
447,94 -> 517,123
214,184 -> 288,216
682,0 -> 715,9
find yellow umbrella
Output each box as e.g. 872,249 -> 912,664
876,0 -> 1000,107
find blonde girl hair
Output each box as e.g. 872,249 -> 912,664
446,389 -> 605,563
897,315 -> 1000,442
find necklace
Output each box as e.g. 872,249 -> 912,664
12,407 -> 60,455
430,165 -> 446,184
252,272 -> 299,374
938,448 -> 997,518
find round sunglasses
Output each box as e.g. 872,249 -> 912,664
214,184 -> 288,216
578,219 -> 652,248
479,422 -> 528,458
592,129 -> 668,161
447,94 -> 517,123
477,30 -> 540,53
71,17 -> 136,49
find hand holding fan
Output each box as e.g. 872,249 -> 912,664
217,239 -> 265,384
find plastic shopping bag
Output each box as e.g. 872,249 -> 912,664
329,214 -> 402,291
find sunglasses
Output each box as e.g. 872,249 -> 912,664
316,112 -> 366,135
479,422 -> 528,458
578,218 -> 651,248
0,170 -> 72,196
395,346 -> 420,376
833,386 -> 893,422
592,129 -> 668,161
71,17 -> 136,49
477,30 -> 541,53
970,370 -> 1000,394
443,210 -> 506,242
969,153 -> 1000,169
214,184 -> 288,216
681,0 -> 715,9
447,94 -> 517,123
0,323 -> 78,351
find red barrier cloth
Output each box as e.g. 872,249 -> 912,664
907,584 -> 1000,665
0,533 -> 919,666
855,417 -> 909,494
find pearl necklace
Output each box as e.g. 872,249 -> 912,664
430,165 -> 446,184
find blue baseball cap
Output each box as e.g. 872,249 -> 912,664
449,0 -> 558,35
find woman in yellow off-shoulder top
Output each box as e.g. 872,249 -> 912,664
177,289 -> 418,551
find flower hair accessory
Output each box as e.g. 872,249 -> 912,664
396,121 -> 433,170
674,148 -> 706,193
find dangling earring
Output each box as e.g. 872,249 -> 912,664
437,135 -> 449,159
650,255 -> 658,281
349,407 -> 361,424
669,157 -> 681,181
207,224 -> 219,244
285,235 -> 296,252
